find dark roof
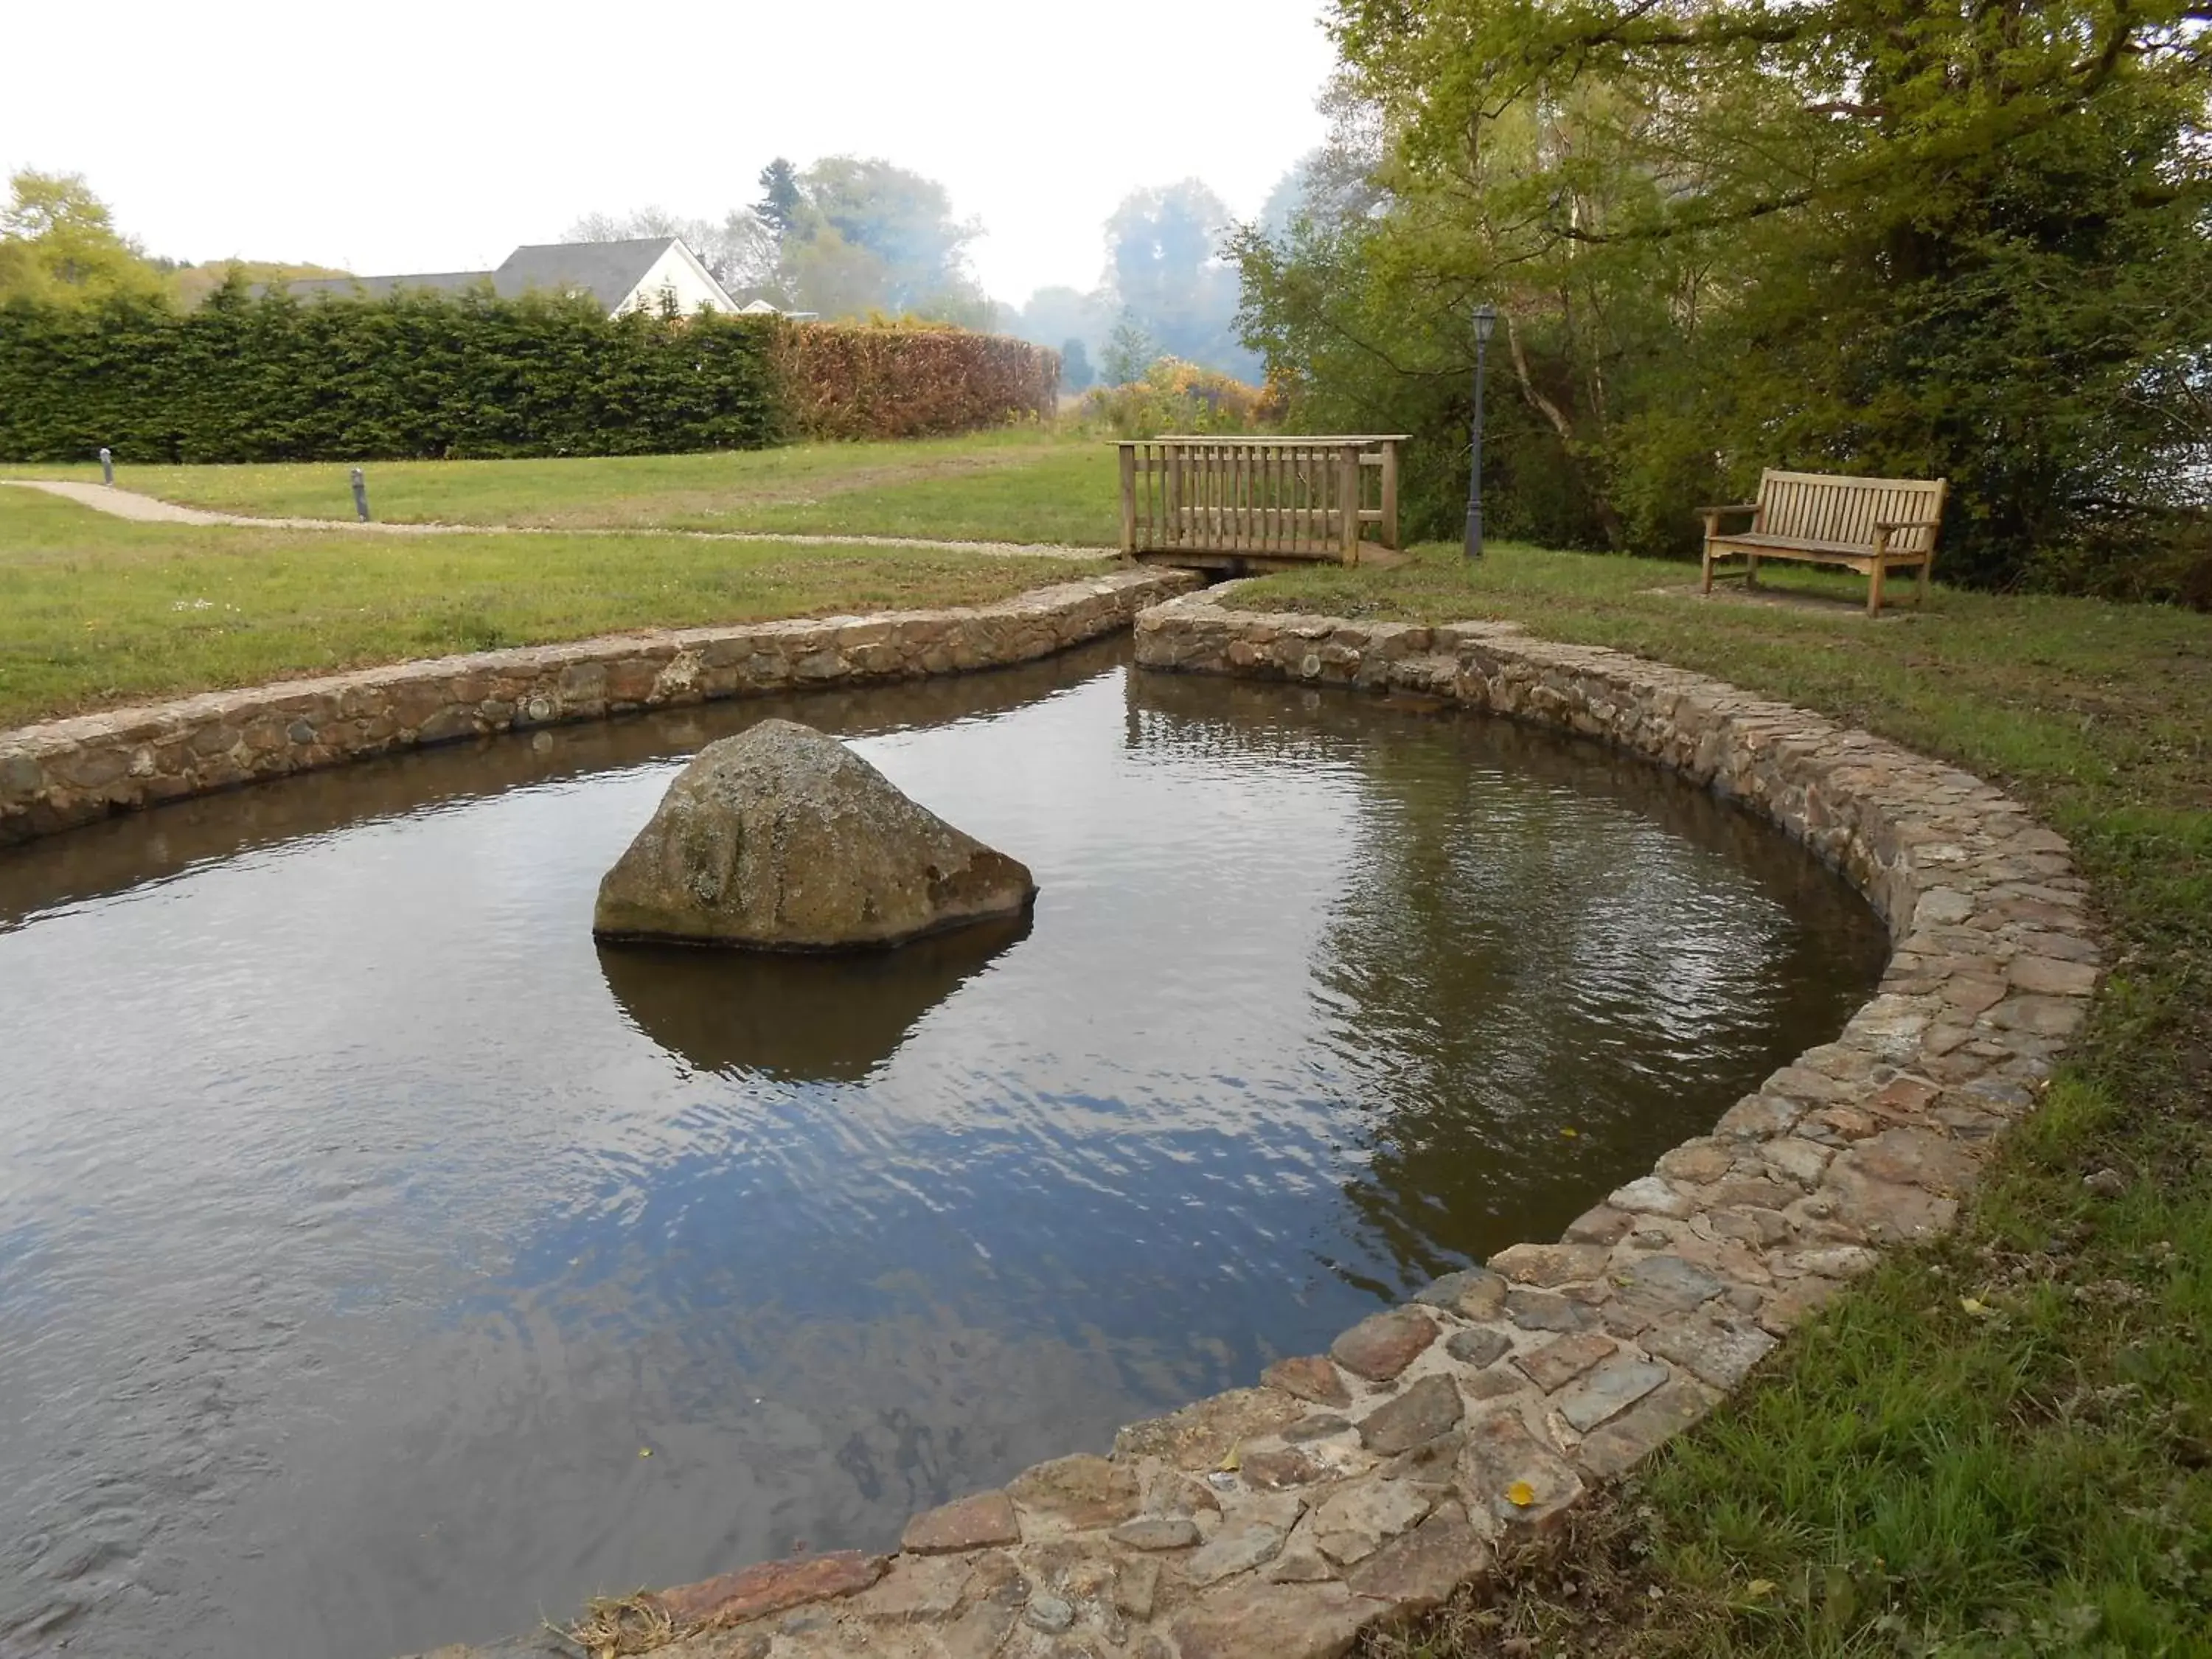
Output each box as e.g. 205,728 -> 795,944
491,239 -> 679,310
282,239 -> 723,313
285,271 -> 492,300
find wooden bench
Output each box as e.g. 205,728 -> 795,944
1700,470 -> 1949,615
1118,435 -> 1408,567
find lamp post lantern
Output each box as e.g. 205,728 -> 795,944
1464,302 -> 1497,560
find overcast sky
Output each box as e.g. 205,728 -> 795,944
4,0 -> 1338,303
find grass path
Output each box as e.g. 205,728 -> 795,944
1236,546 -> 2212,1658
0,479 -> 1102,561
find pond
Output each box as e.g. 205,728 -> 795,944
0,640 -> 1889,1658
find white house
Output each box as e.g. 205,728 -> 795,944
286,238 -> 740,316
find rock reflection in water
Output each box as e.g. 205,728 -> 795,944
0,644 -> 1888,1659
597,916 -> 1032,1083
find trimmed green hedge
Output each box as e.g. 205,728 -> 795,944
0,285 -> 787,463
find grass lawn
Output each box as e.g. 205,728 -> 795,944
0,428 -> 1128,546
1240,546 -> 2212,1657
7,449 -> 2205,1648
0,487 -> 1108,729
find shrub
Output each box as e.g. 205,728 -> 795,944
0,285 -> 1058,463
1077,358 -> 1273,439
771,319 -> 1057,441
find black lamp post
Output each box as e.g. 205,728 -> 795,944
1464,302 -> 1498,560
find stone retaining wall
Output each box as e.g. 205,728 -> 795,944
59,577 -> 2081,1659
0,568 -> 1196,846
424,588 -> 2099,1659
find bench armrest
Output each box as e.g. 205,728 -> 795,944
1698,502 -> 1759,535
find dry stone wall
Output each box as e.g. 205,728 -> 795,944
44,577 -> 2089,1659
0,569 -> 1195,846
399,587 -> 2100,1659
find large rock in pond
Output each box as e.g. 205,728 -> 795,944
593,718 -> 1035,950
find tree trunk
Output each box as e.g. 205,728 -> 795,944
1503,312 -> 1627,549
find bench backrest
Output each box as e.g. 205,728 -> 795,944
1759,470 -> 1948,553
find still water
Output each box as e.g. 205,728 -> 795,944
0,643 -> 1888,1657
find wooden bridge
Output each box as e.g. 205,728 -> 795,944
1117,435 -> 1408,569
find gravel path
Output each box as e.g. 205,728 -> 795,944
0,478 -> 1110,561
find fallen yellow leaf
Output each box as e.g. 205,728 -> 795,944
1506,1480 -> 1537,1508
1218,1447 -> 1242,1472
1961,1297 -> 1992,1317
639,1447 -> 653,1458
1560,1127 -> 1579,1138
1746,1579 -> 1776,1599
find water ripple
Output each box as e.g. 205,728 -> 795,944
0,647 -> 1886,1658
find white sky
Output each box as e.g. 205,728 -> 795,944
3,0 -> 1338,304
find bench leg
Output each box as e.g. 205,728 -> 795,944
1745,552 -> 1759,591
1914,557 -> 1930,609
1701,541 -> 1714,595
1867,560 -> 1886,616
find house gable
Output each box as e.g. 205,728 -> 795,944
610,240 -> 739,316
285,238 -> 740,316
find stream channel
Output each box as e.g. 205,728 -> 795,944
0,639 -> 1888,1657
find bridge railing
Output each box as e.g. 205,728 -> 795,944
1116,435 -> 1408,563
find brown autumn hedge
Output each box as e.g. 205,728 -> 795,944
775,321 -> 1060,442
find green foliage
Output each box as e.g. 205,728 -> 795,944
1060,337 -> 1095,392
752,158 -> 802,239
1239,0 -> 2212,598
1099,313 -> 1159,388
564,206 -> 774,299
1003,184 -> 1259,383
1105,180 -> 1258,380
0,170 -> 168,307
1077,357 -> 1270,439
768,156 -> 992,326
166,260 -> 352,311
0,280 -> 783,464
1006,284 -> 1109,365
1242,543 -> 2212,1657
0,285 -> 1062,465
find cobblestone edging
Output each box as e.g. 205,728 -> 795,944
0,568 -> 1197,846
411,588 -> 2100,1659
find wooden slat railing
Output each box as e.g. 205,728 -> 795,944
1117,435 -> 1408,563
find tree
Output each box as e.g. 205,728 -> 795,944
782,156 -> 989,323
167,260 -> 350,310
0,171 -> 167,307
1060,338 -> 1095,392
780,223 -> 895,321
1104,181 -> 1256,379
565,205 -> 776,299
1238,0 -> 2212,594
1100,313 -> 1158,386
566,158 -> 991,324
753,159 -> 802,240
1008,283 -> 1109,359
